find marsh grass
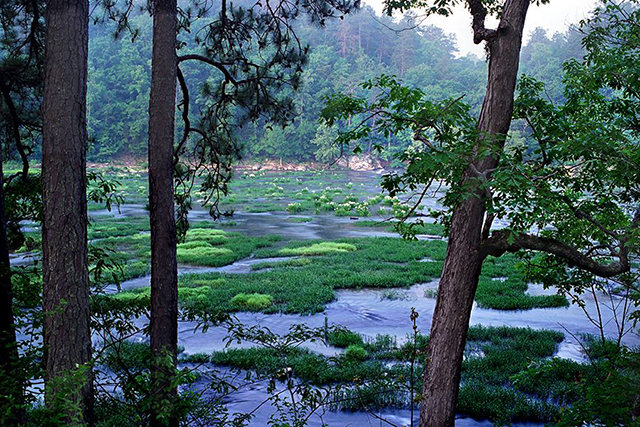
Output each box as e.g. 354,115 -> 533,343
353,220 -> 445,237
176,229 -> 280,267
250,258 -> 312,270
278,242 -> 357,256
206,325 -> 568,425
477,256 -> 569,310
170,237 -> 566,313
163,238 -> 447,314
230,293 -> 274,310
286,216 -> 313,223
88,216 -> 150,240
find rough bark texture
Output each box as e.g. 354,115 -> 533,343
42,0 -> 92,423
148,0 -> 179,425
0,151 -> 23,425
419,1 -> 530,426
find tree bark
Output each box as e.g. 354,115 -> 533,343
148,0 -> 179,425
419,1 -> 530,426
42,0 -> 92,423
0,150 -> 23,425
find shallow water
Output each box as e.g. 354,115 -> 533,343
171,280 -> 639,358
17,171 -> 639,426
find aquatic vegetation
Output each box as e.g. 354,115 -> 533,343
344,344 -> 368,361
176,246 -> 235,266
176,231 -> 280,267
476,256 -> 569,310
206,325 -> 570,424
250,257 -> 312,270
230,293 -> 274,310
88,216 -> 150,239
174,238 -> 446,314
178,286 -> 211,302
177,241 -> 213,250
286,202 -> 305,213
381,289 -> 411,300
285,216 -> 312,223
327,329 -> 364,348
278,241 -> 357,256
353,220 -> 445,236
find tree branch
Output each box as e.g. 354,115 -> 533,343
174,66 -> 191,166
0,79 -> 30,181
177,54 -> 237,85
480,231 -> 631,278
466,0 -> 498,44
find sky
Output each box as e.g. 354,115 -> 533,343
362,0 -> 599,57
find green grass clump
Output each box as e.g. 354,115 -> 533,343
176,246 -> 235,266
179,269 -> 335,314
230,293 -> 274,311
344,345 -> 368,361
353,220 -> 445,236
102,340 -> 151,373
211,347 -> 387,386
250,257 -> 312,270
286,203 -> 305,213
279,242 -> 357,256
178,286 -> 211,302
327,329 -> 364,348
177,241 -> 213,250
457,380 -> 558,425
190,278 -> 227,287
205,325 -> 571,424
286,216 -> 313,223
184,228 -> 228,245
476,255 -> 569,310
88,216 -> 150,240
176,232 -> 280,267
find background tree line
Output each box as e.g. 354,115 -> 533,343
76,4 -> 584,163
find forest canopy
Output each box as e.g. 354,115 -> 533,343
80,5 -> 583,162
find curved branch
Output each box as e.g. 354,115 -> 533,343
480,231 -> 631,278
467,0 -> 497,44
177,54 -> 236,85
174,66 -> 190,166
0,79 -> 30,181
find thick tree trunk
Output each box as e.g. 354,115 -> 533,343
419,1 -> 530,426
0,152 -> 23,425
42,0 -> 92,423
148,0 -> 179,425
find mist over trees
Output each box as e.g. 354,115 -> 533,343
82,5 -> 584,162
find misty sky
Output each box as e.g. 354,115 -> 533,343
362,0 -> 598,57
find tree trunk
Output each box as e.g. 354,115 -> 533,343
42,0 -> 92,423
419,1 -> 530,426
148,0 -> 179,425
0,151 -> 23,425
